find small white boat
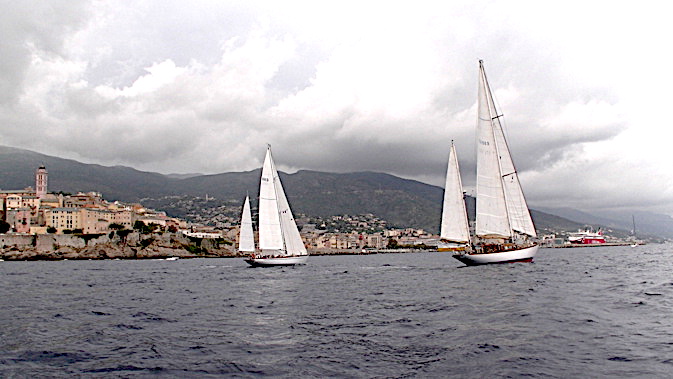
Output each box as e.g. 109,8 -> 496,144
243,145 -> 309,267
450,61 -> 538,266
165,257 -> 179,261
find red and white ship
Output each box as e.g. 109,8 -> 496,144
568,228 -> 606,244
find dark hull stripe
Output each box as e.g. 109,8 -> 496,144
452,255 -> 534,266
244,259 -> 301,267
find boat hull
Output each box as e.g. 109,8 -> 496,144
452,244 -> 538,266
244,255 -> 308,267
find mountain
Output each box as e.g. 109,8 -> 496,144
1,145 -> 668,238
0,146 -> 175,200
0,146 -> 445,230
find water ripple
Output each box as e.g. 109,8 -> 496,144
2,246 -> 673,377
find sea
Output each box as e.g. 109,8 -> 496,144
1,244 -> 673,378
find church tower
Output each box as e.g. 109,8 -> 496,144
36,165 -> 48,199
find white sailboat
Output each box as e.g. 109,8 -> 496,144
238,195 -> 255,254
438,142 -> 471,252
244,145 -> 308,267
451,60 -> 538,265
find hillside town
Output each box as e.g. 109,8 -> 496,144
0,166 -> 439,251
0,166 -> 189,236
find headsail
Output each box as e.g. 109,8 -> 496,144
492,124 -> 536,237
274,166 -> 307,256
440,142 -> 470,243
238,195 -> 255,252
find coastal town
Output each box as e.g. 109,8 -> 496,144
0,165 -> 646,260
0,166 -> 188,236
0,166 -> 439,256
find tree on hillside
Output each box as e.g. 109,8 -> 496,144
134,220 -> 160,234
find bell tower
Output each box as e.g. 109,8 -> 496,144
36,165 -> 48,199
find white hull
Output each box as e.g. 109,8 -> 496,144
452,244 -> 538,266
244,255 -> 308,267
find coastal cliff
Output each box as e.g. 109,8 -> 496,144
0,232 -> 240,260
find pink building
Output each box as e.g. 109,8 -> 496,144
6,208 -> 31,233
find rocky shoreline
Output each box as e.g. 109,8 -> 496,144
0,232 -> 242,261
0,233 -> 436,261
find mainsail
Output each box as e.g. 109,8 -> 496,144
475,60 -> 536,239
440,142 -> 470,243
258,147 -> 284,251
238,195 -> 255,252
475,60 -> 511,239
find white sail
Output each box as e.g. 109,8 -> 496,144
258,147 -> 284,251
451,60 -> 538,265
440,142 -> 470,243
475,60 -> 512,239
257,145 -> 307,256
238,195 -> 255,252
274,167 -> 308,256
492,122 -> 537,237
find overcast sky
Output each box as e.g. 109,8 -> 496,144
1,0 -> 672,214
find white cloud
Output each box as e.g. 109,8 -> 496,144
1,0 -> 672,214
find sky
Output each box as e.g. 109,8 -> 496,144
1,0 -> 672,215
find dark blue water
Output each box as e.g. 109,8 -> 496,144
2,245 -> 673,378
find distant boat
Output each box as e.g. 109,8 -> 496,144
244,145 -> 309,267
438,142 -> 471,252
630,215 -> 639,247
165,257 -> 179,261
451,60 -> 538,265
